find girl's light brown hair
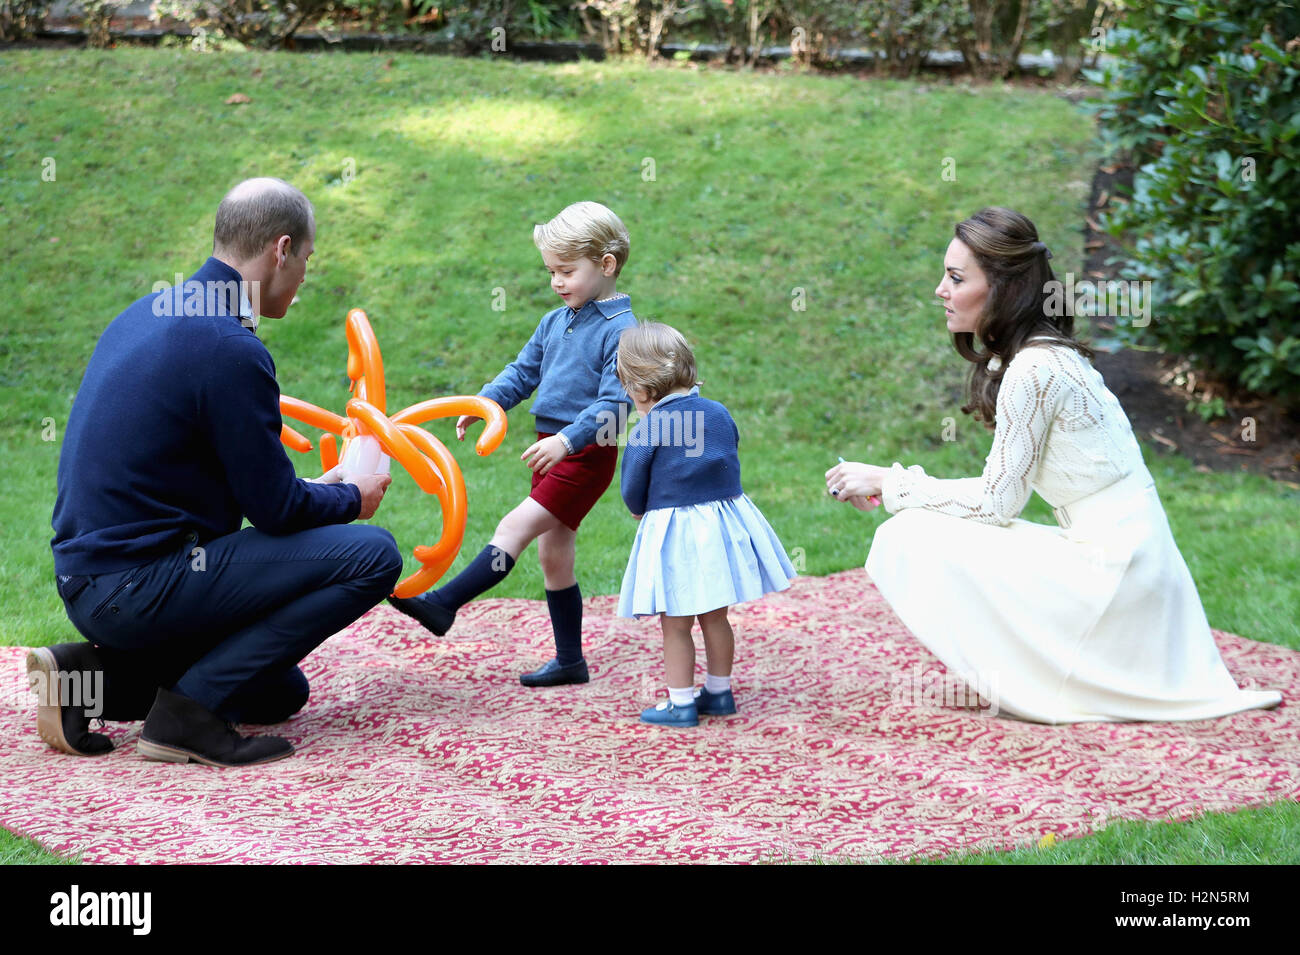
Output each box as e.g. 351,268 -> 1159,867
951,206 -> 1092,426
616,322 -> 699,402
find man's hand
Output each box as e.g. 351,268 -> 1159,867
346,471 -> 392,520
521,435 -> 569,476
455,414 -> 483,441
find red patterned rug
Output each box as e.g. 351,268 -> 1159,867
2,570 -> 1298,864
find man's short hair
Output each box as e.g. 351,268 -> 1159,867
533,201 -> 630,276
213,178 -> 315,261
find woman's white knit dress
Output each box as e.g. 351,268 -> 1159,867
865,342 -> 1282,724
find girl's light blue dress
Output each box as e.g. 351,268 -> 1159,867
617,389 -> 796,618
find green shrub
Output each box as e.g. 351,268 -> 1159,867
864,0 -> 953,76
442,0 -> 578,51
81,0 -> 127,47
1086,0 -> 1300,401
1041,0 -> 1116,80
1,0 -> 50,40
939,0 -> 1034,79
152,0 -> 342,48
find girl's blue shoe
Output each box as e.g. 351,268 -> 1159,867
640,699 -> 699,727
694,687 -> 737,716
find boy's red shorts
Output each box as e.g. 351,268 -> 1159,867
529,432 -> 618,531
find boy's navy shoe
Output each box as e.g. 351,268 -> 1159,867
387,593 -> 456,636
694,687 -> 737,716
519,657 -> 589,687
640,699 -> 699,727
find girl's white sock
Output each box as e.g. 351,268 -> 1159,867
668,686 -> 695,706
704,673 -> 731,694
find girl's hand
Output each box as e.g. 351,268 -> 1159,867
455,414 -> 483,441
825,461 -> 888,503
522,435 -> 569,476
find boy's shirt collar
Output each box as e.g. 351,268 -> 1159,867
565,292 -> 631,321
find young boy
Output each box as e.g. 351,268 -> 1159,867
389,201 -> 637,687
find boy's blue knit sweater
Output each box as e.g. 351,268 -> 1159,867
478,294 -> 636,451
620,389 -> 744,514
51,257 -> 360,576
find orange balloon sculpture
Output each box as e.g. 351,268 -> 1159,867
280,308 -> 507,598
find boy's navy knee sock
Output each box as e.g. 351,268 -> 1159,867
546,583 -> 584,666
434,545 -> 516,612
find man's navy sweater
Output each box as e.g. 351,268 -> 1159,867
620,389 -> 743,515
51,257 -> 360,576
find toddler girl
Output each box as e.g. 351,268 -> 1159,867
616,322 -> 796,726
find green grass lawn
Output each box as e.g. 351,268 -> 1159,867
1,47 -> 1296,865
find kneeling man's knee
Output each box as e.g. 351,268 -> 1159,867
359,525 -> 403,587
332,524 -> 403,596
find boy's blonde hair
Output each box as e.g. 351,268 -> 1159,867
533,201 -> 630,276
617,322 -> 698,402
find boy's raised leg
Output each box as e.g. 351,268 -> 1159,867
387,498 -> 560,635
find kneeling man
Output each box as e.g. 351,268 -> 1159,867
37,177 -> 399,767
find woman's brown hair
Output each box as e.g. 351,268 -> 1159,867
951,207 -> 1092,426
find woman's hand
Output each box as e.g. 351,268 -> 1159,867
825,461 -> 888,507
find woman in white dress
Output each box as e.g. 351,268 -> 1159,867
826,207 -> 1282,724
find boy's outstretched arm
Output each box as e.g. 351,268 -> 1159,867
478,316 -> 547,413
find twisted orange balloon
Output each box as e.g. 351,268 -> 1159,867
280,308 -> 507,598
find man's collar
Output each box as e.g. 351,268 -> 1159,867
188,257 -> 258,331
192,256 -> 243,289
238,288 -> 258,333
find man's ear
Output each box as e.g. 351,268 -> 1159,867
275,234 -> 292,267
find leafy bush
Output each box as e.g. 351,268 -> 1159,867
573,0 -> 694,56
1086,0 -> 1300,401
1040,0 -> 1115,79
775,0 -> 862,65
442,0 -> 578,51
16,0 -> 1104,78
707,0 -> 778,65
862,0 -> 953,75
1,0 -> 50,40
82,0 -> 128,47
152,0 -> 341,47
938,0 -> 1035,79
